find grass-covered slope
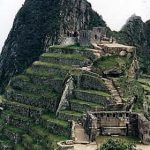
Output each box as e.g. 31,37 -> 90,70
0,46 -> 111,149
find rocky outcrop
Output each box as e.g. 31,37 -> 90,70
0,0 -> 106,93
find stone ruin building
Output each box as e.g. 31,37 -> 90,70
0,26 -> 150,150
83,111 -> 150,144
79,27 -> 108,47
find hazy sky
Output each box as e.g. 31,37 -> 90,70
0,0 -> 150,52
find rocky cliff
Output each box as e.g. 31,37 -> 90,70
0,0 -> 106,93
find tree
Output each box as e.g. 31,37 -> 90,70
99,138 -> 136,150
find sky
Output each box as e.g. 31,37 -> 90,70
0,0 -> 150,53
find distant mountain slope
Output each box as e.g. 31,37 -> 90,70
113,15 -> 150,74
0,0 -> 106,93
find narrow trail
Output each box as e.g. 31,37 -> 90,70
74,123 -> 89,143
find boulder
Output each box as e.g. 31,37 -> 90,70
119,50 -> 127,56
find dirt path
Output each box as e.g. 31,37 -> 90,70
74,123 -> 89,143
136,144 -> 150,150
74,142 -> 97,150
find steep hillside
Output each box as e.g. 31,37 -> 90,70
113,15 -> 150,74
0,0 -> 106,94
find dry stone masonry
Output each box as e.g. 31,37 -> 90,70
0,26 -> 150,150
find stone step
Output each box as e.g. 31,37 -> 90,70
58,110 -> 83,121
31,61 -> 72,78
1,111 -> 34,131
40,114 -> 70,137
3,100 -> 44,119
74,89 -> 112,106
40,53 -> 90,67
77,74 -> 109,92
70,99 -> 104,113
5,88 -> 58,112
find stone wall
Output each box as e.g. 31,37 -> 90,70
74,90 -> 112,106
138,114 -> 150,144
79,30 -> 92,47
78,74 -> 109,92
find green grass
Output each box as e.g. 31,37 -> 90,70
11,80 -> 56,94
33,61 -> 72,70
50,44 -> 90,51
60,110 -> 83,117
32,126 -> 66,141
76,89 -> 110,97
26,68 -> 63,79
41,53 -> 86,61
22,134 -> 33,144
96,136 -> 140,145
4,125 -> 24,134
93,55 -> 132,71
7,87 -> 57,100
14,144 -> 25,150
41,114 -> 68,127
71,99 -> 104,109
141,84 -> 150,92
4,100 -> 44,113
2,110 -> 33,125
0,138 -> 12,146
138,78 -> 150,86
13,75 -> 30,82
141,74 -> 150,79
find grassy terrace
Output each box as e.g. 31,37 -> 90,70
12,75 -> 30,82
7,87 -> 57,99
0,138 -> 12,147
141,84 -> 150,92
75,89 -> 110,97
11,80 -> 56,94
71,99 -> 104,109
96,136 -> 140,145
93,55 -> 132,70
41,114 -> 68,127
32,126 -> 67,141
4,100 -> 44,114
4,125 -> 25,135
138,78 -> 150,86
26,68 -> 63,79
60,110 -> 83,117
41,53 -> 87,61
49,44 -> 90,51
141,74 -> 150,79
33,61 -> 72,70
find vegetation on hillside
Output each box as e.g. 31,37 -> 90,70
99,138 -> 136,150
112,15 -> 150,74
93,55 -> 132,73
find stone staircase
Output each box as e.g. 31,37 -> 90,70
102,78 -> 122,104
57,73 -> 112,122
